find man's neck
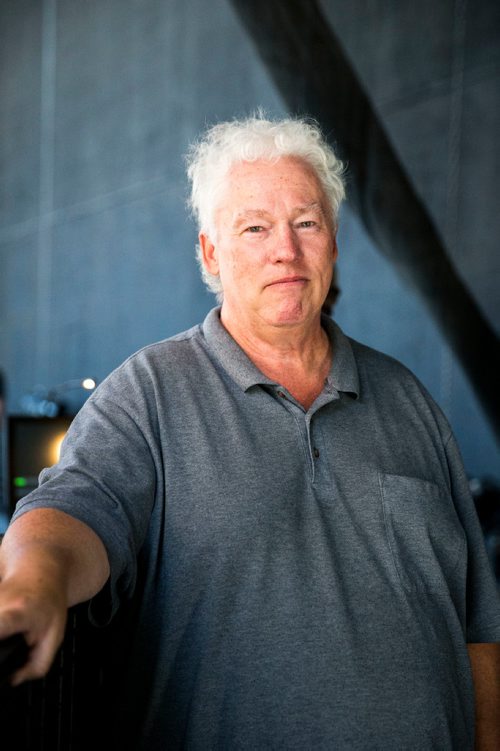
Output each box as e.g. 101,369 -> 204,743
219,306 -> 332,409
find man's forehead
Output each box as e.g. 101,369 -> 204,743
213,157 -> 331,225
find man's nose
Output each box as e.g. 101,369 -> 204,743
270,225 -> 301,262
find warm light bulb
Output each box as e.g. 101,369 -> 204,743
49,432 -> 67,465
82,378 -> 96,390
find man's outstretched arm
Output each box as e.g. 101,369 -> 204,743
0,507 -> 109,685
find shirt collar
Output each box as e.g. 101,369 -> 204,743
321,313 -> 360,399
202,306 -> 360,399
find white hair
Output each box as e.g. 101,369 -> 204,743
185,113 -> 346,299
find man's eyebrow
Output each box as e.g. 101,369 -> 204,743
231,209 -> 270,228
294,201 -> 325,215
233,209 -> 269,221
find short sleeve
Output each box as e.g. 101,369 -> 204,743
11,380 -> 158,623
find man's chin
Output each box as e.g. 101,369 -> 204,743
263,303 -> 312,327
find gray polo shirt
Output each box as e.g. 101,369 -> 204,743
13,307 -> 500,750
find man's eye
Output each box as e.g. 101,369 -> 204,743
299,220 -> 316,228
245,225 -> 264,233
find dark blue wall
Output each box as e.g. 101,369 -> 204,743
1,0 -> 499,486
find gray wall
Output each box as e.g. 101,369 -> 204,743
1,0 -> 499,484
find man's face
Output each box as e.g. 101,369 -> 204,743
200,156 -> 338,334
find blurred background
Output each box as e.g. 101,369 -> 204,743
0,0 -> 499,556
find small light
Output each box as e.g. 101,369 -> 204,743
82,378 -> 96,390
13,477 -> 28,488
49,432 -> 67,465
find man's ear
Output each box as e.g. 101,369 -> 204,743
199,232 -> 219,275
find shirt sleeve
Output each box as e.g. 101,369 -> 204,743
10,368 -> 159,623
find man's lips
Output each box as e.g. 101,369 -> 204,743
265,276 -> 308,287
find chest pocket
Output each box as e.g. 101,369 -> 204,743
379,473 -> 467,592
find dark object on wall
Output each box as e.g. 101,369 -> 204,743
470,477 -> 500,584
6,415 -> 73,517
228,0 -> 500,444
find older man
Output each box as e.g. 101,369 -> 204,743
1,115 -> 499,750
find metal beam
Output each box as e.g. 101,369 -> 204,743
228,0 -> 500,444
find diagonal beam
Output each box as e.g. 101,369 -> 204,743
228,0 -> 500,444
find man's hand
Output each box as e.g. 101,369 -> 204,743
468,642 -> 500,751
0,508 -> 109,686
0,565 -> 69,685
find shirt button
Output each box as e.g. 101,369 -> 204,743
313,447 -> 320,458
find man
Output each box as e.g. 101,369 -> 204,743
1,114 -> 499,749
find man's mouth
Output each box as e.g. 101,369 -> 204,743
266,276 -> 307,287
